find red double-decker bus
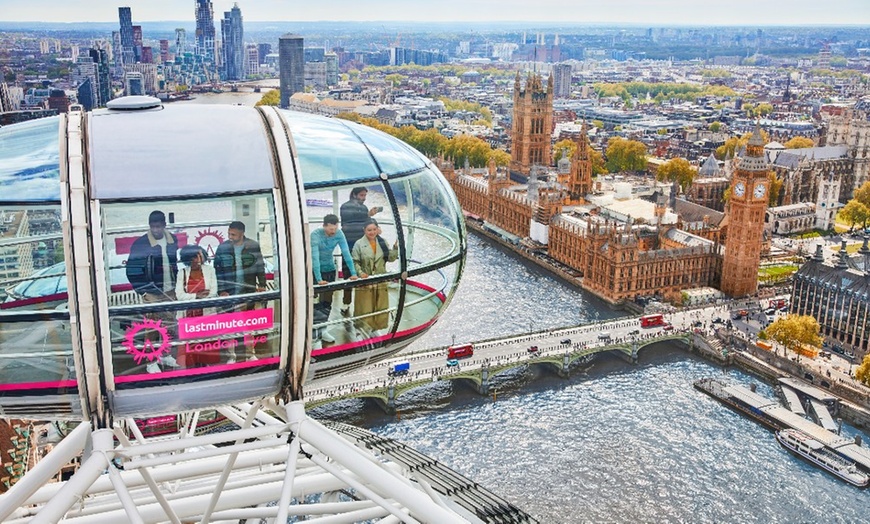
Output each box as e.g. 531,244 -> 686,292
640,314 -> 665,328
447,344 -> 474,359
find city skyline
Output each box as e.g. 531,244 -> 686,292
0,0 -> 869,25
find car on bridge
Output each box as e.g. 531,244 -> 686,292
712,317 -> 725,324
560,338 -> 572,345
446,359 -> 459,367
629,329 -> 640,335
663,324 -> 675,331
597,332 -> 611,340
527,346 -> 539,353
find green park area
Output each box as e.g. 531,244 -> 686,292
758,264 -> 799,283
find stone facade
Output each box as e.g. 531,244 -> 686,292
770,146 -> 852,208
824,99 -> 870,194
791,242 -> 870,358
549,218 -> 721,303
721,128 -> 770,297
510,73 -> 553,176
765,203 -> 816,236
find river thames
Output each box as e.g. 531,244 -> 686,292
185,93 -> 868,521
311,233 -> 869,522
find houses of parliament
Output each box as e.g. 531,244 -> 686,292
441,72 -> 772,306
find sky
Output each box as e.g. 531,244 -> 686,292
0,0 -> 868,25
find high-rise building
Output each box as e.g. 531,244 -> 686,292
721,127 -> 770,297
304,62 -> 327,88
220,3 -> 245,81
510,73 -> 554,176
124,71 -> 144,96
132,25 -> 143,63
72,57 -> 98,111
175,28 -> 187,56
112,31 -> 123,75
118,7 -> 134,65
76,78 -> 96,111
141,46 -> 153,64
257,43 -> 271,63
304,47 -> 325,63
195,0 -> 216,61
70,44 -> 80,62
88,48 -> 112,107
279,34 -> 304,108
160,40 -> 170,63
40,39 -> 50,55
0,83 -> 13,113
553,63 -> 572,98
325,52 -> 338,86
123,64 -> 158,94
245,44 -> 259,76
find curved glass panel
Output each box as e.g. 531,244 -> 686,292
0,116 -> 61,202
0,317 -> 74,389
89,105 -> 274,199
399,260 -> 459,333
0,202 -> 75,419
1,206 -> 65,310
340,119 -> 427,175
388,167 -> 462,269
279,110 -> 380,185
100,193 -> 284,387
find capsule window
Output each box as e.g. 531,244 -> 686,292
0,204 -> 75,412
100,193 -> 284,383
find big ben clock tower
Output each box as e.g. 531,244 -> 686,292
721,127 -> 770,296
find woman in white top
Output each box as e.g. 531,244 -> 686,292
175,245 -> 218,308
174,245 -> 221,366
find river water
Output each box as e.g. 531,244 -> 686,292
185,93 -> 868,521
311,233 -> 869,522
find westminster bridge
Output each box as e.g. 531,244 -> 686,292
304,304 -> 732,413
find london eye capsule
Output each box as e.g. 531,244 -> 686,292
0,97 -> 466,423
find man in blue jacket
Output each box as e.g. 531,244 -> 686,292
311,214 -> 358,342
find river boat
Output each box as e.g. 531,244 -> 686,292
775,429 -> 869,488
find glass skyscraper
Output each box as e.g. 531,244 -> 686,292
118,6 -> 134,65
220,3 -> 244,81
195,0 -> 216,61
279,34 -> 304,107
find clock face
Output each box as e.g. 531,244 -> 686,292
734,182 -> 745,197
754,183 -> 767,199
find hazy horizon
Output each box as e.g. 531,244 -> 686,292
0,0 -> 868,26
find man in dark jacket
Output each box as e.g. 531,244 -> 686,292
213,221 -> 267,296
213,221 -> 267,362
339,187 -> 380,313
125,210 -> 180,372
126,210 -> 179,301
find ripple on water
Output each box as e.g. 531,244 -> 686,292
361,351 -> 868,523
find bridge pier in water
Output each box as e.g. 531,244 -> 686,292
370,384 -> 397,415
559,352 -> 572,378
479,366 -> 490,395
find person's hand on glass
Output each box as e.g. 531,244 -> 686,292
317,280 -> 328,285
359,272 -> 369,279
196,289 -> 210,299
349,275 -> 359,281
